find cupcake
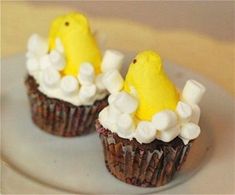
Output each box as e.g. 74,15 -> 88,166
25,12 -> 124,137
96,51 -> 206,187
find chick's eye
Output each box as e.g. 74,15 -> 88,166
133,59 -> 137,64
65,21 -> 69,26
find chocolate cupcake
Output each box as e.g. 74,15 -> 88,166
96,121 -> 192,187
25,12 -> 124,137
96,51 -> 206,187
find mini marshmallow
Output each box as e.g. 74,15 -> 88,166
78,62 -> 95,85
179,136 -> 190,145
108,92 -> 119,104
99,106 -> 121,132
98,107 -> 110,129
49,50 -> 65,70
60,75 -> 79,94
108,105 -> 122,124
55,38 -> 64,53
135,121 -> 156,144
27,34 -> 48,56
102,70 -> 124,93
42,67 -> 60,88
101,49 -> 124,72
190,104 -> 201,124
152,110 -> 177,131
182,80 -> 206,105
113,91 -> 138,114
99,107 -> 118,131
180,123 -> 201,140
117,114 -> 133,131
116,114 -> 134,138
156,125 -> 180,142
95,74 -> 106,92
39,55 -> 52,70
176,101 -> 192,121
79,84 -> 96,101
26,58 -> 39,73
26,51 -> 36,59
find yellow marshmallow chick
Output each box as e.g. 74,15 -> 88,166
124,51 -> 179,120
48,12 -> 102,75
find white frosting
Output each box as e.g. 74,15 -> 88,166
179,136 -> 190,145
26,34 -> 124,106
98,73 -> 206,144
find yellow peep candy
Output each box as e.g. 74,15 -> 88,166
124,51 -> 179,120
48,12 -> 102,75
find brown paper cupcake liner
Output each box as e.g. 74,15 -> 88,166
25,75 -> 108,137
96,121 -> 192,187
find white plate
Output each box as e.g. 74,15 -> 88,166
1,54 -> 234,194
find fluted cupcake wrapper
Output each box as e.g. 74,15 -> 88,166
25,75 -> 108,137
96,121 -> 192,187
